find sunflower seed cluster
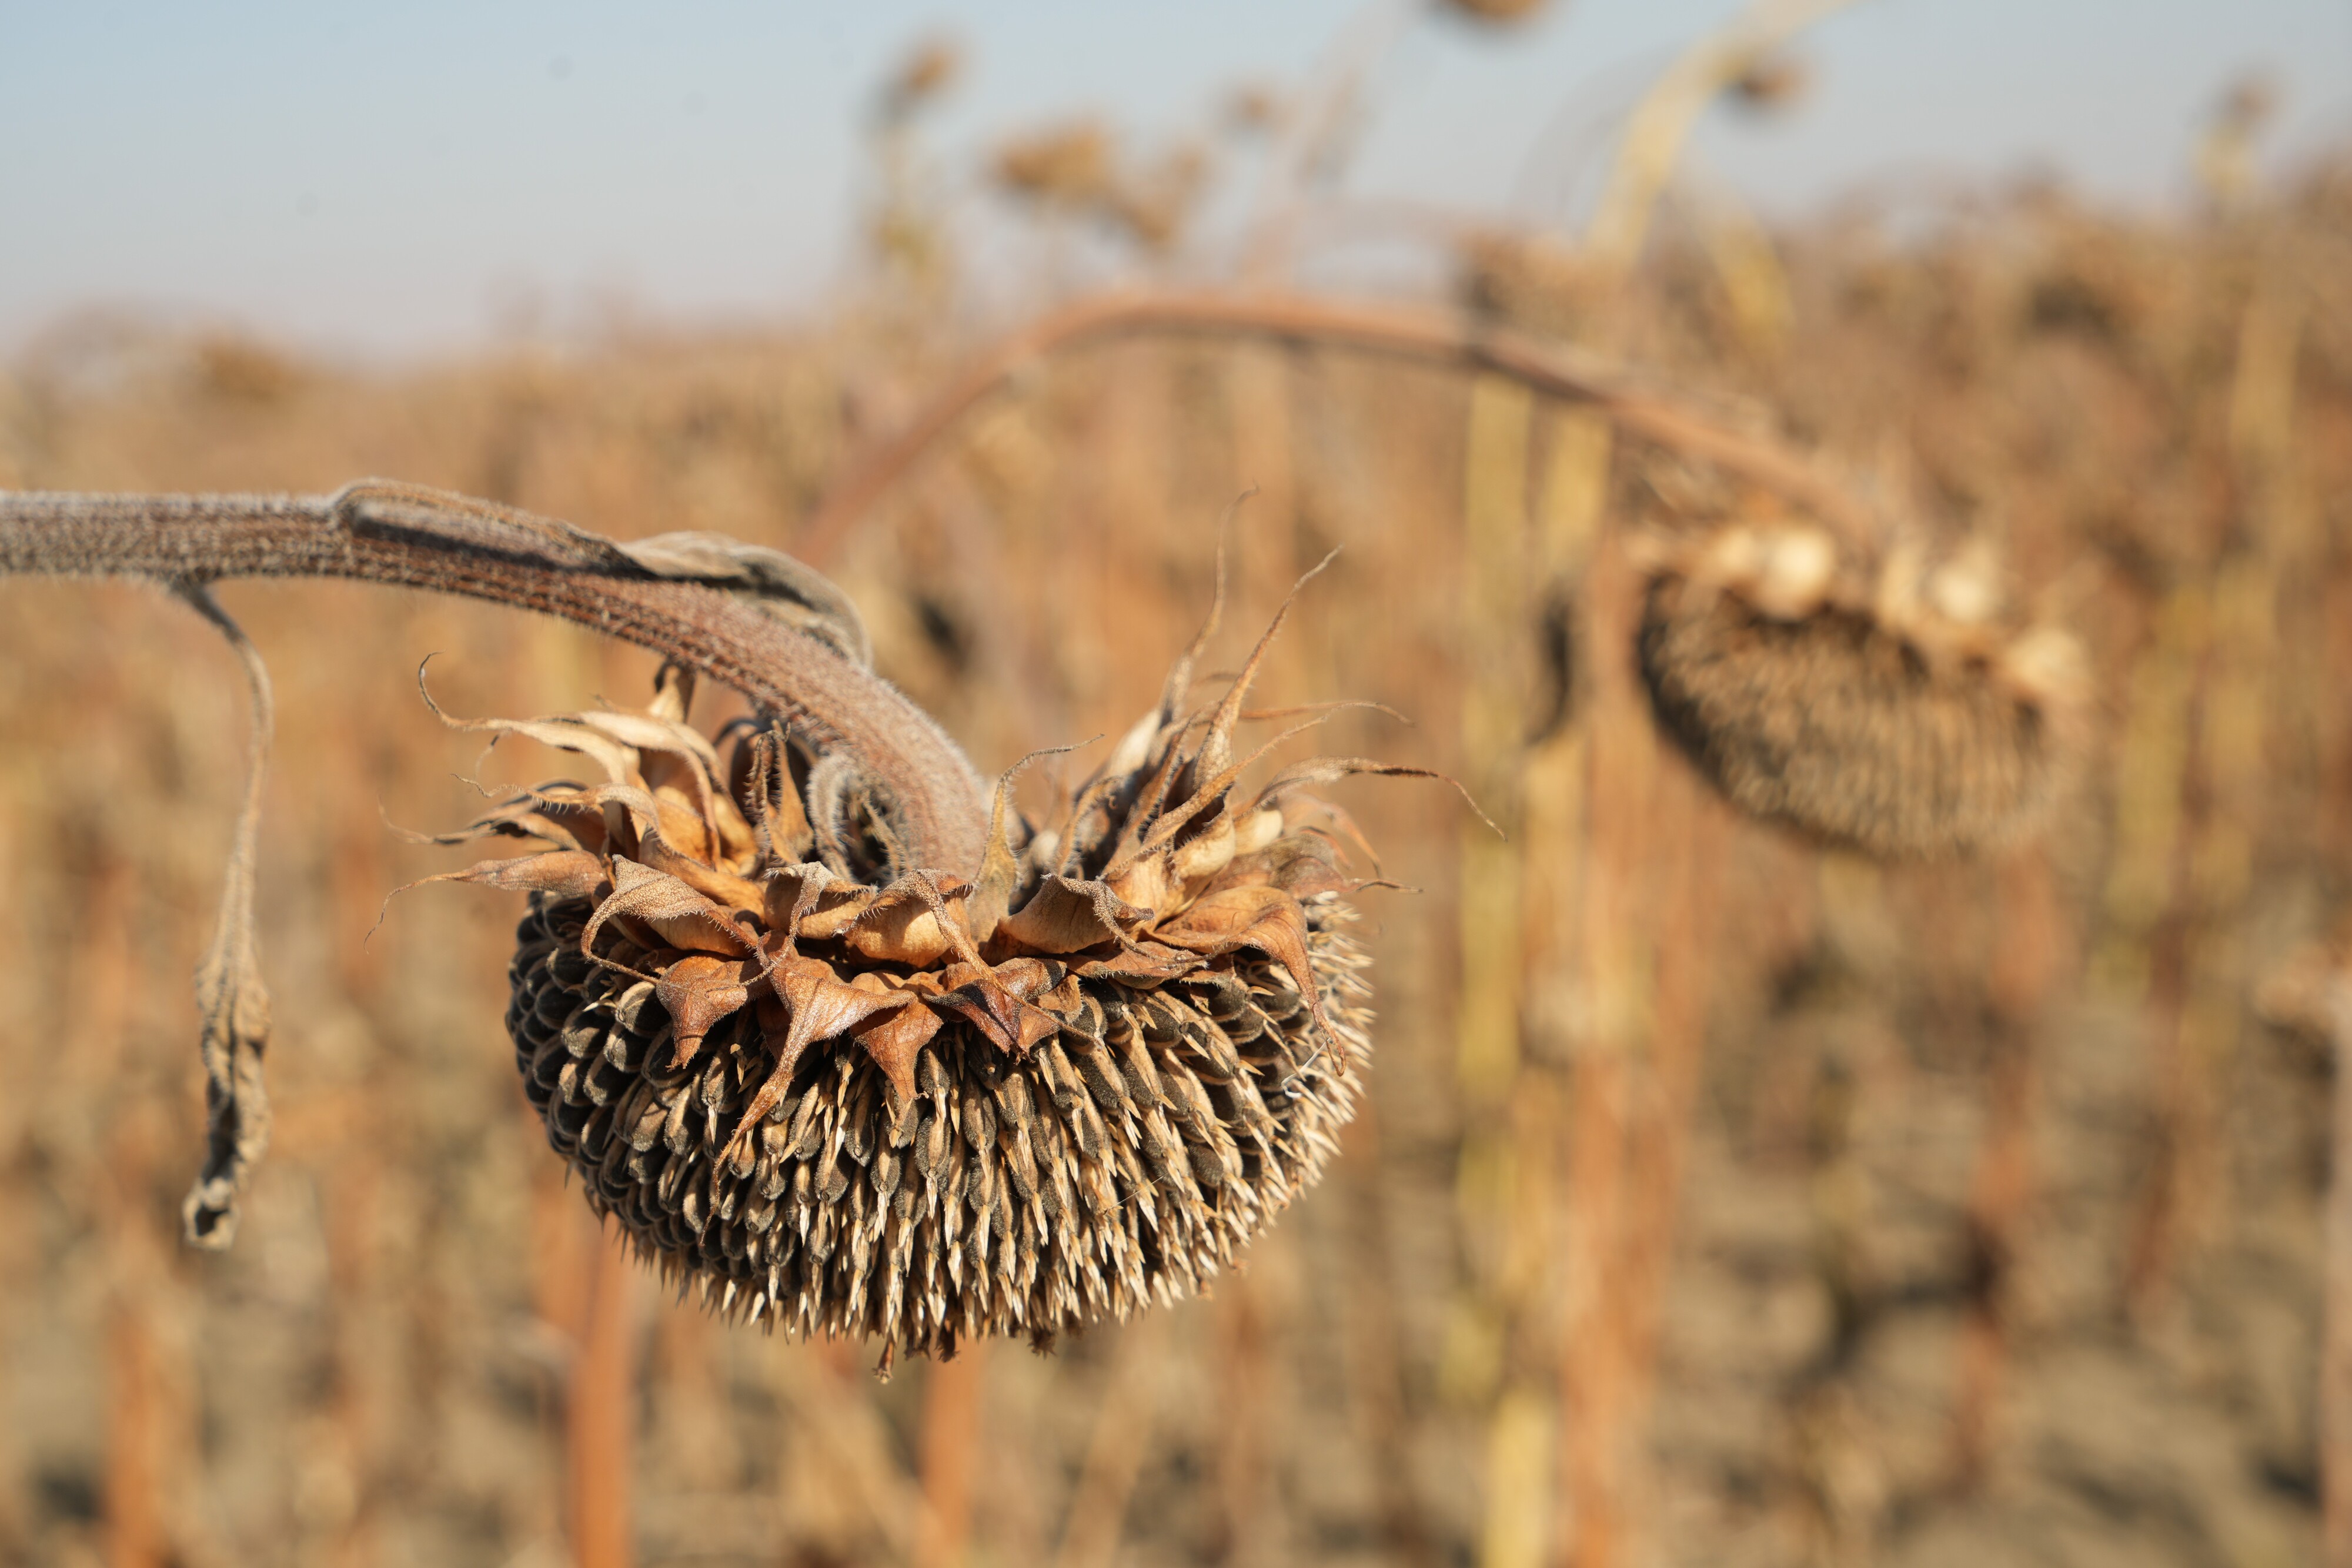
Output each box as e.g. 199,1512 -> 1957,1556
506,891 -> 1368,1355
424,578 -> 1431,1363
1634,523 -> 2083,857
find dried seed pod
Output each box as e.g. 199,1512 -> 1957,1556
403,567 -> 1456,1364
1635,523 -> 2084,858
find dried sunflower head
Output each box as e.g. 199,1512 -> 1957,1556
1633,520 -> 2085,858
427,586 -> 1432,1363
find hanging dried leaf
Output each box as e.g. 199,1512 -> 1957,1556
172,583 -> 276,1249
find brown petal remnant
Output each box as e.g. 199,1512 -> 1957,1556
1633,523 -> 2086,858
476,576 -> 1432,1362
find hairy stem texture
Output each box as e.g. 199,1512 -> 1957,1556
0,484 -> 991,874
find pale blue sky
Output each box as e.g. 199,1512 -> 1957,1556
2,0 -> 2345,360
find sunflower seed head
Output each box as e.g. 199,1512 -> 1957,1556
1634,523 -> 2086,857
440,609 -> 1407,1362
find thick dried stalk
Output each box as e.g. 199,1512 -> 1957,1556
1050,1318 -> 1164,1568
1552,533 -> 1660,1568
915,1346 -> 987,1568
796,291 -> 1877,566
2327,973 -> 2352,1568
1215,1279 -> 1278,1568
569,1223 -> 640,1568
1949,850 -> 2062,1489
1335,1102 -> 1439,1568
0,482 -> 991,875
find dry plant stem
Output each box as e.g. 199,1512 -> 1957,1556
1051,1318 -> 1163,1568
79,859 -> 173,1568
2327,971 -> 2352,1568
1949,850 -> 2060,1492
1612,773 -> 1725,1503
796,292 -> 1876,566
1337,1103 -> 1438,1568
1582,0 -> 1866,282
570,1223 -> 640,1568
105,1298 -> 165,1568
0,485 -> 991,875
1215,1279 -> 1277,1568
1237,0 -> 1418,285
1554,536 -> 1657,1568
916,1346 -> 987,1568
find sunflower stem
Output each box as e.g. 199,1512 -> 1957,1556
0,481 -> 991,874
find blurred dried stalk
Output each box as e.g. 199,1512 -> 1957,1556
796,288 -> 1879,567
1443,0 -> 1551,26
915,1345 -> 985,1568
1581,0 -> 1865,289
1050,1318 -> 1162,1568
2258,942 -> 2352,1566
569,1225 -> 640,1568
2122,262 -> 2303,1322
1948,850 -> 2063,1490
2195,73 -> 2282,212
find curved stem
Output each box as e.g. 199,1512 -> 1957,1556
795,290 -> 1877,566
1581,0 -> 1865,283
0,480 -> 991,875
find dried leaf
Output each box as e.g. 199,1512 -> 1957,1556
1200,832 -> 1353,902
390,793 -> 604,854
726,957 -> 913,1158
369,849 -> 615,947
173,583 -> 275,1249
850,1004 -> 944,1104
657,953 -> 756,1066
504,779 -> 663,854
841,875 -> 975,967
1103,851 -> 1173,919
739,727 -> 815,867
840,872 -> 984,969
583,856 -> 753,958
763,862 -> 875,951
1069,942 -> 1204,982
416,664 -> 646,788
639,831 -> 765,915
995,875 -> 1151,955
968,741 -> 1094,941
1154,884 -> 1342,1063
1188,548 -> 1337,790
930,960 -> 1062,1057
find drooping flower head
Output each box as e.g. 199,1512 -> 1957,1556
1635,520 -> 2084,858
425,567 -> 1446,1364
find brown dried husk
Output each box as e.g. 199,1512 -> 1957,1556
429,606 -> 1424,1360
1635,523 -> 2084,858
